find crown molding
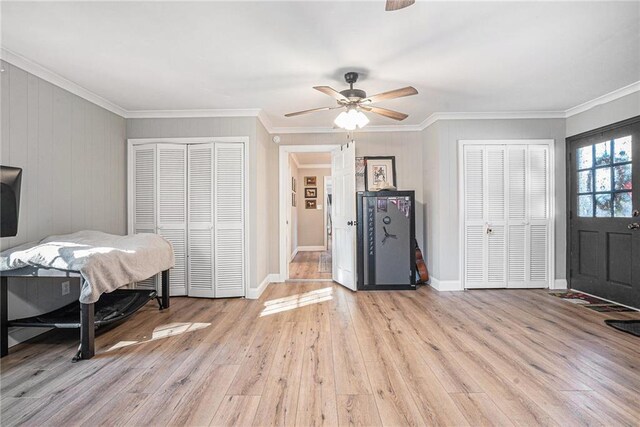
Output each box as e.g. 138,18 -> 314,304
2,48 -> 638,133
417,111 -> 567,130
564,81 -> 640,118
289,153 -> 300,168
0,47 -> 127,118
126,108 -> 262,119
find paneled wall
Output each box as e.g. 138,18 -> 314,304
566,92 -> 640,137
0,61 -> 126,345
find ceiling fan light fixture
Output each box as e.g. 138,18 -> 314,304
334,109 -> 369,130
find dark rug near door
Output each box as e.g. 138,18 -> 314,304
550,291 -> 636,312
605,320 -> 640,337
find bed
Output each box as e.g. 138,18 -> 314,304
0,230 -> 174,361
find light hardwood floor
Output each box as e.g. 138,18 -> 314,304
1,282 -> 640,426
289,251 -> 332,280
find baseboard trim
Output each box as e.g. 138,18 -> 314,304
297,246 -> 326,251
429,277 -> 463,292
290,247 -> 299,262
552,279 -> 568,290
247,274 -> 281,299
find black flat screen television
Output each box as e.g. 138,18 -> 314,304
1,165 -> 22,237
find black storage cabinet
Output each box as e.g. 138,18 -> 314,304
357,190 -> 416,290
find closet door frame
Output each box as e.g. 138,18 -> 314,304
458,139 -> 557,290
127,136 -> 250,298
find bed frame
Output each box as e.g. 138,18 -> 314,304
0,269 -> 170,361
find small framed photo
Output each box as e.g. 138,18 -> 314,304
365,156 -> 396,191
292,177 -> 296,193
292,192 -> 296,207
305,187 -> 317,198
304,176 -> 317,186
305,200 -> 317,209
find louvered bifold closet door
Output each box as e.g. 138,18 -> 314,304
464,146 -> 487,288
486,146 -> 507,287
527,145 -> 550,287
187,144 -> 215,297
214,143 -> 245,297
132,144 -> 157,290
157,144 -> 188,296
507,146 -> 528,286
464,146 -> 507,289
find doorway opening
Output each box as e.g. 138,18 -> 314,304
287,151 -> 333,280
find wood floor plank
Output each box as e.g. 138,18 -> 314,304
210,395 -> 262,426
450,392 -> 516,427
2,283 -> 639,427
337,394 -> 382,427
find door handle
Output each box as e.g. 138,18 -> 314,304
347,221 -> 358,226
628,222 -> 640,230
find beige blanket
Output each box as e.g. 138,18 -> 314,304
0,230 -> 174,304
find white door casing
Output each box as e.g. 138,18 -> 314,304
332,141 -> 357,291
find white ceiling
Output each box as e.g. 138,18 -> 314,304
2,1 -> 639,128
293,152 -> 332,165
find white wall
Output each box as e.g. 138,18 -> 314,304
566,92 -> 640,137
276,131 -> 426,252
422,118 -> 567,285
0,61 -> 127,345
297,167 -> 330,247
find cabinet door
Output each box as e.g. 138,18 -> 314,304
187,144 -> 215,297
132,144 -> 157,290
157,144 -> 188,296
214,143 -> 245,297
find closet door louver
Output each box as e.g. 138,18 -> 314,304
157,144 -> 188,296
132,145 -> 157,290
528,146 -> 549,286
214,143 -> 245,297
507,146 -> 527,285
187,144 -> 215,297
464,146 -> 486,287
464,144 -> 550,289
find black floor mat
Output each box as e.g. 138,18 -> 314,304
605,319 -> 640,337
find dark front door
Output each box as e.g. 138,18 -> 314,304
568,117 -> 640,308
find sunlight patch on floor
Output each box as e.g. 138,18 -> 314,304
261,287 -> 333,317
105,322 -> 210,352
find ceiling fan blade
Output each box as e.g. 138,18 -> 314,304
313,86 -> 350,103
361,86 -> 418,104
284,106 -> 341,117
363,106 -> 408,121
385,0 -> 415,11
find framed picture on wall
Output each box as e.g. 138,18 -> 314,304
304,176 -> 317,186
365,156 -> 397,191
292,192 -> 296,207
305,200 -> 317,209
292,177 -> 296,193
305,187 -> 317,198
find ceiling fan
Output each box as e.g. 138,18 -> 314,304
385,0 -> 415,11
285,72 -> 418,130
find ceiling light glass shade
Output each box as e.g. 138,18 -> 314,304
334,109 -> 369,130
